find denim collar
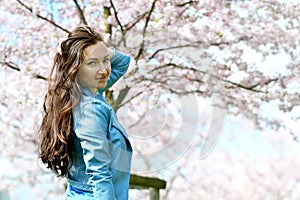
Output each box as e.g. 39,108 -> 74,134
80,86 -> 105,100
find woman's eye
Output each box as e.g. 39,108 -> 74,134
103,58 -> 110,63
87,61 -> 97,66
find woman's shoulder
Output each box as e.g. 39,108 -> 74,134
81,96 -> 112,111
73,95 -> 112,118
82,95 -> 108,105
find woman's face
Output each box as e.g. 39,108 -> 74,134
77,41 -> 111,93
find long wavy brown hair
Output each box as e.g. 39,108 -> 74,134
39,25 -> 103,177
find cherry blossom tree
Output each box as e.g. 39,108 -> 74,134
0,0 -> 299,199
158,115 -> 300,200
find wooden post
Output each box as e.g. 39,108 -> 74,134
149,188 -> 159,200
130,174 -> 166,189
130,174 -> 166,200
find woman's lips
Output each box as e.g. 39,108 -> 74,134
96,76 -> 107,82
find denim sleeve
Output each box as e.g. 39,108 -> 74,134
98,49 -> 131,93
73,101 -> 116,199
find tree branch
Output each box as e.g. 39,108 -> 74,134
148,35 -> 252,61
290,131 -> 299,143
73,0 -> 88,25
33,74 -> 47,80
1,60 -> 20,71
1,60 -> 47,80
117,89 -> 144,111
109,0 -> 124,33
175,0 -> 199,7
137,76 -> 204,95
135,0 -> 158,60
148,62 -> 272,93
124,11 -> 149,31
16,0 -> 69,33
148,63 -> 197,73
148,44 -> 199,60
243,78 -> 279,90
202,70 -> 276,93
110,0 -> 129,47
113,86 -> 131,112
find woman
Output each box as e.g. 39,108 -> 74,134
39,25 -> 132,200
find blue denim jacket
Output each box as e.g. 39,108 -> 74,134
67,49 -> 132,200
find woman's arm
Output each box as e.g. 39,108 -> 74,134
73,101 -> 116,199
98,48 -> 131,93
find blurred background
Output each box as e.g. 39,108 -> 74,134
0,0 -> 300,199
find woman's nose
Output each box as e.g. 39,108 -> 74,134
97,68 -> 106,75
97,63 -> 107,73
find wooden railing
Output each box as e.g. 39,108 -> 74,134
130,174 -> 167,200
